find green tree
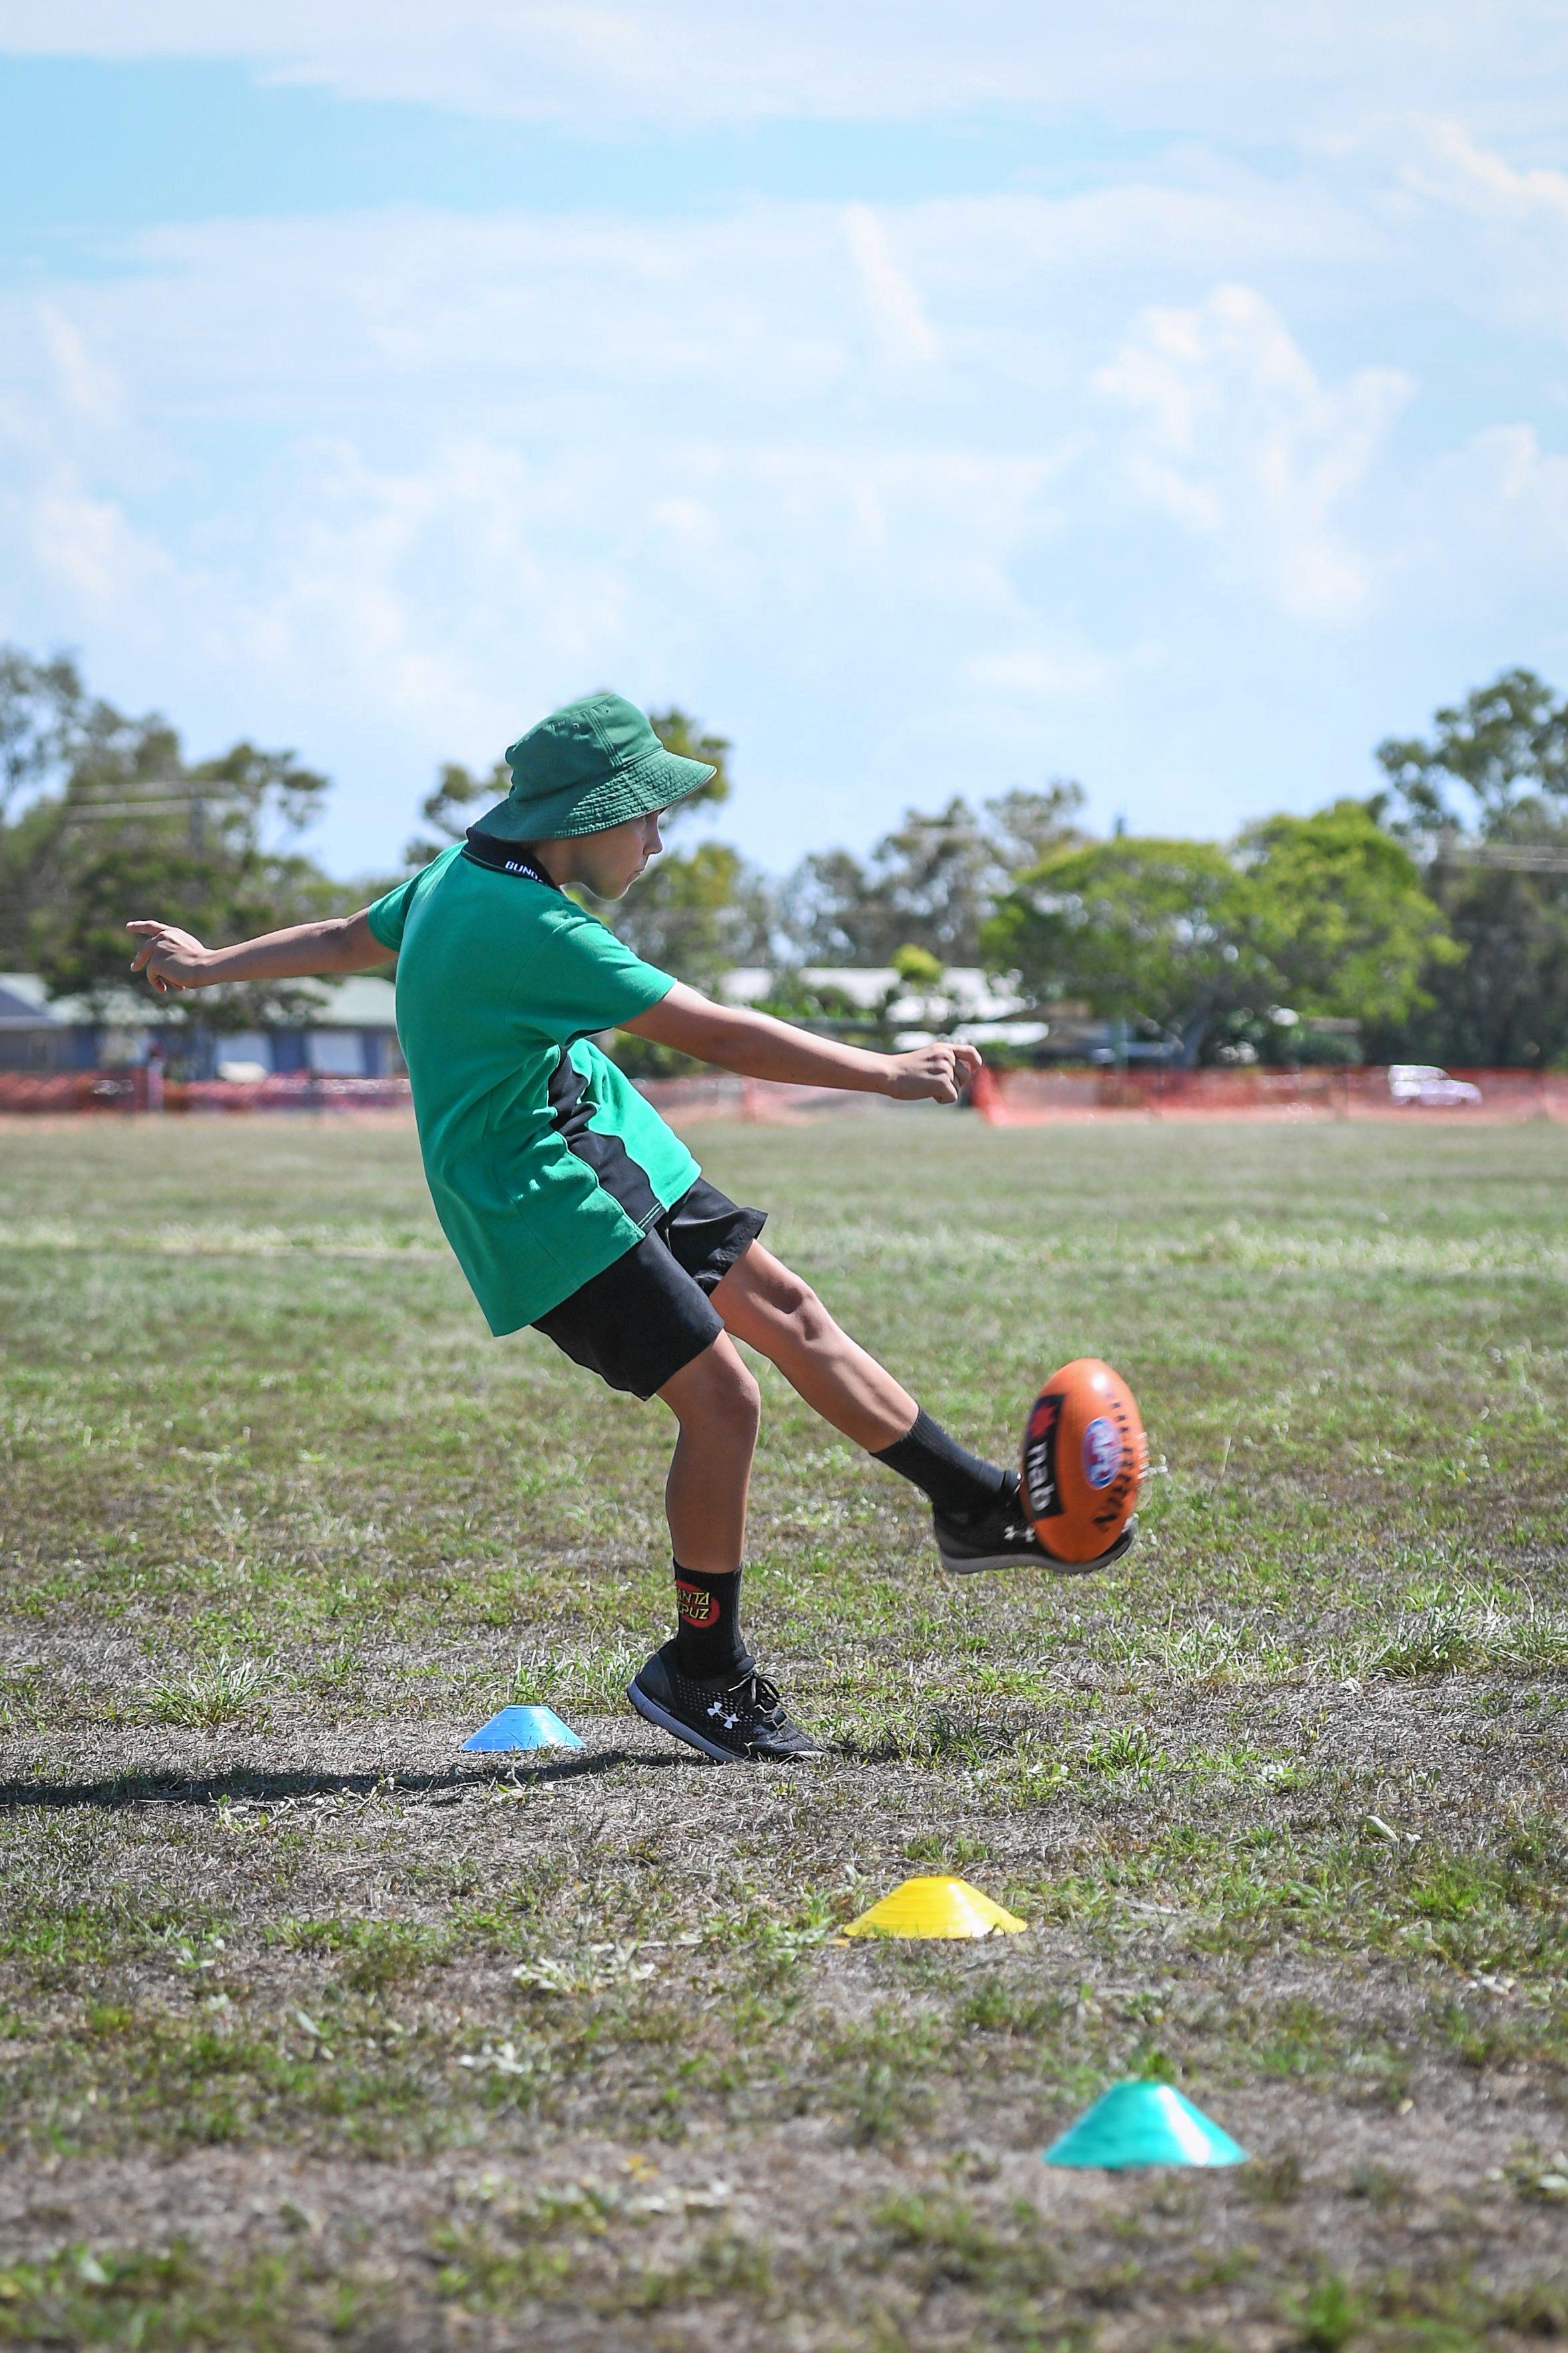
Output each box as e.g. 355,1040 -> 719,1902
1235,802 -> 1453,1031
987,808 -> 1447,1065
0,647 -> 87,824
1372,668 -> 1568,1065
782,784 -> 1084,965
891,943 -> 944,989
985,836 -> 1244,1063
0,643 -> 355,1026
1376,668 -> 1568,834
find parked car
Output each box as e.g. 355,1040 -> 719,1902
1387,1063 -> 1483,1108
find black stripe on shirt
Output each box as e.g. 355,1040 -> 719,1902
545,1040 -> 664,1232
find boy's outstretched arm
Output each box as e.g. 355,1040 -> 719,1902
127,912 -> 389,995
623,982 -> 982,1103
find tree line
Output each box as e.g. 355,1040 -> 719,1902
3,645 -> 1567,1067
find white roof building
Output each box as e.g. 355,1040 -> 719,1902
718,966 -> 1048,1049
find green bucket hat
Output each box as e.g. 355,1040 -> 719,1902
474,692 -> 716,842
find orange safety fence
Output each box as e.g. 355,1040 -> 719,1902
0,1069 -> 847,1121
3,1065 -> 1566,1123
0,1070 -> 149,1113
638,1075 -> 868,1124
0,1070 -> 413,1115
968,1064 -> 1568,1123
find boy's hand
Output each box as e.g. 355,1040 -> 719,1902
883,1041 -> 983,1103
127,921 -> 213,993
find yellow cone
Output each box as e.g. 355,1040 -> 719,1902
842,1875 -> 1027,1940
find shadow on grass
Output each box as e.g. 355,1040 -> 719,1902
0,1749 -> 698,1812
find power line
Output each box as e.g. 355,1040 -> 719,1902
1436,840 -> 1568,876
61,800 -> 202,818
57,792 -> 210,848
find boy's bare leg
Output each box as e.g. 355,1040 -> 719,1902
632,1329 -> 816,1760
713,1240 -> 1131,1580
711,1238 -> 1021,1545
710,1241 -> 916,1449
656,1330 -> 761,1575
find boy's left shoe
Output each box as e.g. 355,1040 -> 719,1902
628,1643 -> 820,1764
934,1478 -> 1138,1577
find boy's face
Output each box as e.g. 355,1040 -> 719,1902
571,811 -> 665,900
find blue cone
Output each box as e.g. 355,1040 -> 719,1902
1043,2080 -> 1245,2169
462,1704 -> 584,1754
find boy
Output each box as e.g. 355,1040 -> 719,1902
130,692 -> 1130,1764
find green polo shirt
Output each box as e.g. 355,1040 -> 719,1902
367,844 -> 699,1335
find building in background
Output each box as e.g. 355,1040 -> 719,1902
719,967 -> 1093,1060
0,973 -> 401,1080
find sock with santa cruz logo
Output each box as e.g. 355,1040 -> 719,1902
670,1563 -> 749,1680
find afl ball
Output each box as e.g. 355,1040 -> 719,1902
1021,1358 -> 1147,1564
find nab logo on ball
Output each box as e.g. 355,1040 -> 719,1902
1021,1391 -> 1063,1521
1021,1359 -> 1147,1565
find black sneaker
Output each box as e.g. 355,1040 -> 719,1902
627,1643 -> 820,1764
933,1479 -> 1139,1577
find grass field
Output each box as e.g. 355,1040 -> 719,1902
3,1109 -> 1568,2351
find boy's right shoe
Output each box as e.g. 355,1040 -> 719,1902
934,1478 -> 1139,1577
627,1642 -> 820,1765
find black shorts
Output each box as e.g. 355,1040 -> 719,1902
531,1178 -> 766,1400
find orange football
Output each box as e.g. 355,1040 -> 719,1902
1021,1358 -> 1147,1564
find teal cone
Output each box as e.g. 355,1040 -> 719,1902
1043,2081 -> 1244,2169
462,1704 -> 584,1753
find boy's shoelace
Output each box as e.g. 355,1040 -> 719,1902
724,1671 -> 784,1727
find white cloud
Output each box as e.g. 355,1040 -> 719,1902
961,645 -> 1126,700
2,107 -> 1568,864
0,208 -> 1101,861
27,472 -> 170,613
1404,119 -> 1568,228
844,206 -> 939,366
1392,121 -> 1568,336
1419,422 -> 1568,577
1095,284 -> 1413,620
39,308 -> 122,427
3,0 -> 1566,134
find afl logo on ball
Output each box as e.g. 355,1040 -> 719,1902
1081,1416 -> 1123,1489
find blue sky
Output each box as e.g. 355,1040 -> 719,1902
1,5 -> 1567,883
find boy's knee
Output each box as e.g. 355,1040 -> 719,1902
726,1360 -> 764,1433
765,1267 -> 832,1348
689,1345 -> 762,1432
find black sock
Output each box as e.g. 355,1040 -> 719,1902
871,1407 -> 1011,1523
671,1563 -> 750,1679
